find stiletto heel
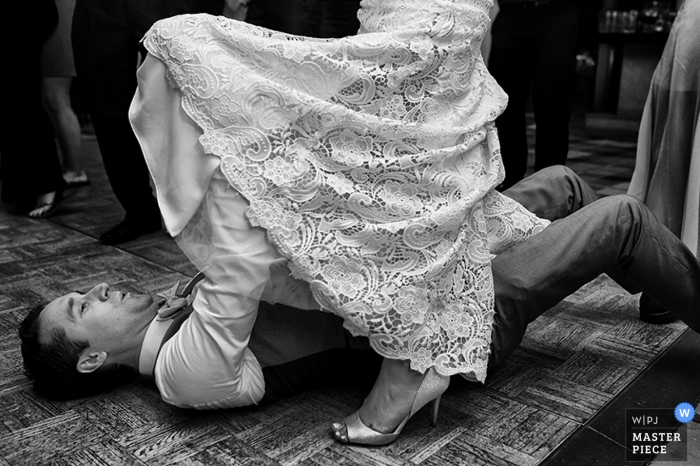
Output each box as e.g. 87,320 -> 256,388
333,367 -> 449,446
430,395 -> 441,427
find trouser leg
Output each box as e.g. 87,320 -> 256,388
1,0 -> 65,203
488,194 -> 700,370
504,166 -> 651,303
531,3 -> 578,171
252,301 -> 380,402
73,0 -> 161,223
0,69 -> 65,202
503,165 -> 600,221
260,167 -> 700,390
89,113 -> 161,223
315,0 -> 362,38
259,166 -> 602,395
261,348 -> 381,403
246,0 -> 309,35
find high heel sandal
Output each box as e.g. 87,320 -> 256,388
332,367 -> 450,446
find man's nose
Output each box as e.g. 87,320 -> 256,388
86,283 -> 109,301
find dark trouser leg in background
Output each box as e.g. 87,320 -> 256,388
73,1 -> 224,243
72,0 -> 162,226
1,1 -> 65,205
246,0 -> 309,35
489,168 -> 700,370
89,114 -> 162,226
489,3 -> 579,190
72,0 -> 229,243
300,0 -> 362,38
530,3 -> 578,172
488,5 -> 531,189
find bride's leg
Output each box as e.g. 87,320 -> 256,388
359,358 -> 424,432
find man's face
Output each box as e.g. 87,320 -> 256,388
39,283 -> 158,350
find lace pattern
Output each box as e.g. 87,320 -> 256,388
143,0 -> 550,382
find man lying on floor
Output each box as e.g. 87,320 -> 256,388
19,166 -> 700,406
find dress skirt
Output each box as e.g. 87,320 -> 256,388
130,0 -> 550,382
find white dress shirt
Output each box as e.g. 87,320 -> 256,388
147,171 -> 320,409
131,54 -> 321,409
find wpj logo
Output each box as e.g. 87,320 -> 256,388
625,404 -> 694,462
675,403 -> 695,423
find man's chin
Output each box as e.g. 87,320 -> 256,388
131,293 -> 158,315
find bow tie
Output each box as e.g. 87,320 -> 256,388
155,271 -> 205,320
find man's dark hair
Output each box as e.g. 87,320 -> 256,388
19,303 -> 139,400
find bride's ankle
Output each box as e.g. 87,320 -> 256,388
381,358 -> 424,386
356,359 -> 424,431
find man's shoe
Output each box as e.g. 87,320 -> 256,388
639,293 -> 677,325
99,219 -> 161,245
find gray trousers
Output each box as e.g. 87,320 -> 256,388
251,166 -> 700,402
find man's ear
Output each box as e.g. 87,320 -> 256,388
76,350 -> 108,374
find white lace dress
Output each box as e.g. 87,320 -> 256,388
131,0 -> 550,385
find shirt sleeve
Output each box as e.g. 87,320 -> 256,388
155,170 -> 280,409
155,280 -> 266,409
259,258 -> 321,311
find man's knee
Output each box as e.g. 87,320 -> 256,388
594,195 -> 648,233
538,165 -> 576,183
517,166 -> 578,193
539,165 -> 601,211
606,194 -> 646,215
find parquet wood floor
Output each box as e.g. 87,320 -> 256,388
0,126 -> 693,465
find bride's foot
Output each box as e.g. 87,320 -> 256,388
332,359 -> 449,446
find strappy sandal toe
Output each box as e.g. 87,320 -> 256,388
332,368 -> 449,446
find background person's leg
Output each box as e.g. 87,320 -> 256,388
530,3 -> 578,172
1,0 -> 65,206
489,6 -> 532,190
42,77 -> 86,183
72,0 -> 162,242
245,0 -> 309,34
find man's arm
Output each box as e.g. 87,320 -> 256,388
155,170 -> 280,409
155,280 -> 265,409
